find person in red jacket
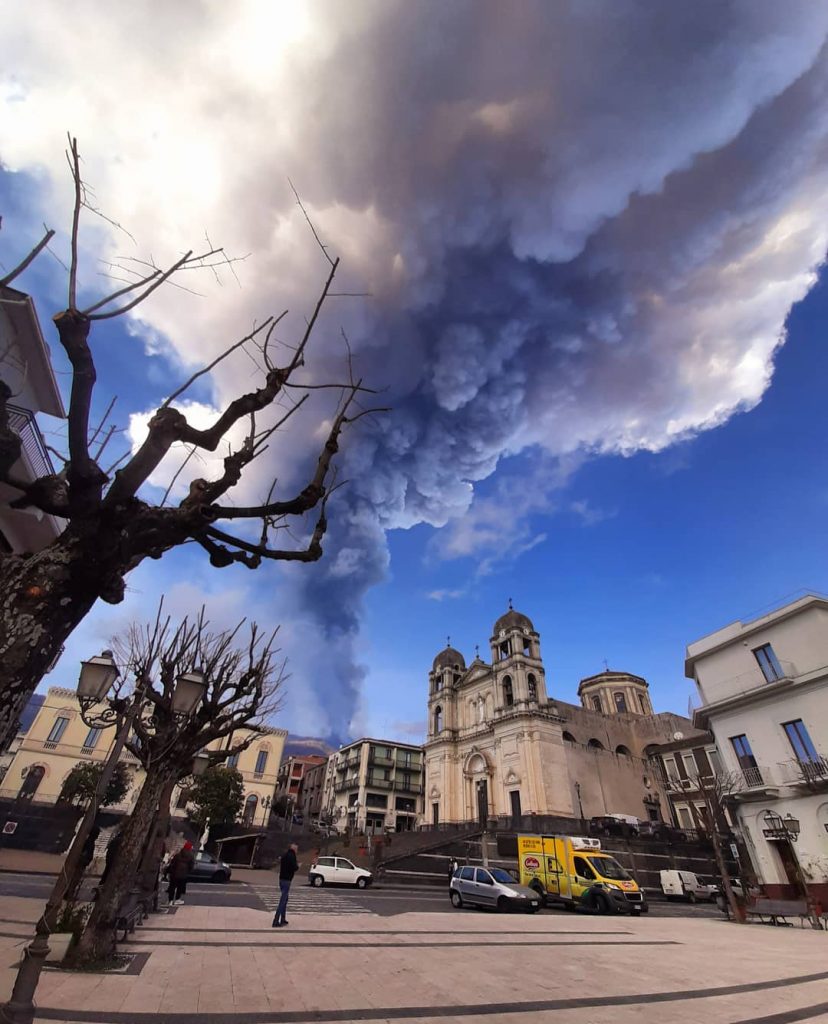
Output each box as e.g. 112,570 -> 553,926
167,841 -> 195,906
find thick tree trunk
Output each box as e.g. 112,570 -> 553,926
69,766 -> 172,964
0,530 -> 101,747
0,503 -> 191,749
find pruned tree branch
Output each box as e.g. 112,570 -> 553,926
0,228 -> 56,288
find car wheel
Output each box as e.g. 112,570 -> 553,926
213,871 -> 229,883
450,890 -> 463,908
355,876 -> 368,889
641,905 -> 650,914
630,909 -> 641,916
311,874 -> 324,887
688,892 -> 696,904
496,896 -> 508,913
527,905 -> 539,914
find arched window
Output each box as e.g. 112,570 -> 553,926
18,765 -> 45,801
435,677 -> 443,692
590,695 -> 603,712
615,744 -> 632,757
434,706 -> 443,734
562,731 -> 577,744
502,676 -> 514,707
242,793 -> 258,826
587,738 -> 605,751
527,674 -> 538,702
638,692 -> 650,714
614,692 -> 628,713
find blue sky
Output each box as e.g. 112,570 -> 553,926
3,3 -> 828,745
358,272 -> 828,735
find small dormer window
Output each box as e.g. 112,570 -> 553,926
613,692 -> 628,713
591,695 -> 602,712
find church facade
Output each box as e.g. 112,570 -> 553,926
424,607 -> 704,826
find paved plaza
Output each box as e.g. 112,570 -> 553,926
1,884 -> 826,1024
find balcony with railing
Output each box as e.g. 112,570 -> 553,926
365,776 -> 394,790
395,756 -> 421,769
6,404 -> 55,481
369,751 -> 394,765
775,757 -> 828,789
334,776 -> 360,792
731,764 -> 779,797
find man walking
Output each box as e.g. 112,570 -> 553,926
272,842 -> 299,927
166,840 -> 195,906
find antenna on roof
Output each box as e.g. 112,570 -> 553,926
508,597 -> 513,610
446,635 -> 451,648
602,658 -> 609,672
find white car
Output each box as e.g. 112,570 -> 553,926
309,855 -> 372,888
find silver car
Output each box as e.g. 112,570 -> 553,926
450,865 -> 541,913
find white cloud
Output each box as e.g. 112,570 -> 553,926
426,588 -> 467,602
5,2 -> 828,731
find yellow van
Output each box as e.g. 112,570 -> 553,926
518,834 -> 648,915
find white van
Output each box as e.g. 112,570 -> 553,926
660,869 -> 718,902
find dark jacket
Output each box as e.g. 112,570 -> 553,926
279,848 -> 298,881
169,847 -> 195,881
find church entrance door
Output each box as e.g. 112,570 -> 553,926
476,779 -> 488,826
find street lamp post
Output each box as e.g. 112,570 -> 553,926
762,811 -> 823,930
1,651 -> 137,1024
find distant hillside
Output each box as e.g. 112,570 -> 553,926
283,735 -> 335,759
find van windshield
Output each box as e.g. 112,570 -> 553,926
588,856 -> 630,881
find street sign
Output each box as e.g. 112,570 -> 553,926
3,821 -> 17,835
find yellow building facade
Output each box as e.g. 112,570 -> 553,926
2,686 -> 286,826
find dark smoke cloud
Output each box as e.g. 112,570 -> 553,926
4,2 -> 828,735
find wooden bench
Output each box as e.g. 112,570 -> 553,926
745,898 -> 809,927
114,890 -> 149,944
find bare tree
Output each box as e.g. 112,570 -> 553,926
0,137 -> 383,747
685,766 -> 747,923
70,608 -> 284,964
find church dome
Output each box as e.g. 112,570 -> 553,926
493,608 -> 534,634
432,646 -> 466,672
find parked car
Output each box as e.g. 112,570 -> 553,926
450,865 -> 541,913
589,815 -> 639,838
638,821 -> 688,841
660,869 -> 718,902
187,851 -> 232,883
309,855 -> 372,888
310,821 -> 340,836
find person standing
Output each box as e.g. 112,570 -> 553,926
167,840 -> 195,906
447,858 -> 458,882
272,843 -> 299,927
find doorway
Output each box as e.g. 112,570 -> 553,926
773,839 -> 805,897
509,790 -> 522,819
476,779 -> 488,825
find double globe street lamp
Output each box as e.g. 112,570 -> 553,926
2,652 -> 207,1024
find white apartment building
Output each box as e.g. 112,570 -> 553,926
323,738 -> 424,834
0,284 -> 66,554
688,594 -> 828,906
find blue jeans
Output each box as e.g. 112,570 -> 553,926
273,880 -> 291,924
